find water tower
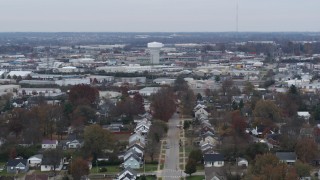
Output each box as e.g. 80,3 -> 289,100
148,42 -> 163,65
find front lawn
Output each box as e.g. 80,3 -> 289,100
139,163 -> 158,172
186,175 -> 205,180
90,165 -> 121,174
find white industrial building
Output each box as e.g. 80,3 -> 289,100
69,58 -> 95,64
7,71 -> 32,78
153,78 -> 176,85
96,64 -> 182,73
55,78 -> 90,86
139,87 -> 161,96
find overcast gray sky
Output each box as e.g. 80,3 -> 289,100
1,0 -> 319,32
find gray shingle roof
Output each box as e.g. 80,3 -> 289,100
275,152 -> 297,161
204,153 -> 224,162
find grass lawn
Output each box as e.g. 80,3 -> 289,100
185,146 -> 194,154
0,171 -> 25,178
138,164 -> 158,172
186,175 -> 205,180
144,175 -> 157,180
113,133 -> 131,142
196,164 -> 204,171
90,165 -> 121,174
179,148 -> 183,153
160,163 -> 164,170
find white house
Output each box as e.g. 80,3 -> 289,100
204,153 -> 224,168
237,158 -> 248,167
195,108 -> 209,118
297,111 -> 311,120
123,150 -> 143,162
123,154 -> 142,169
194,104 -> 207,112
66,140 -> 83,149
199,136 -> 217,147
27,154 -> 43,167
127,144 -> 144,156
42,140 -> 58,149
40,157 -> 64,172
129,133 -> 146,146
134,121 -> 151,135
117,168 -> 137,180
201,143 -> 215,153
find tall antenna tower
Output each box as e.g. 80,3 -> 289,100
236,0 -> 239,33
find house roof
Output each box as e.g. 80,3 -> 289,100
41,156 -> 62,165
202,131 -> 215,138
118,167 -> 137,180
204,153 -> 224,162
124,153 -> 141,162
236,158 -> 248,163
7,159 -> 27,166
124,149 -> 143,159
275,152 -> 297,161
129,133 -> 145,141
297,111 -> 310,117
28,154 -> 43,160
201,143 -> 214,149
42,139 -> 58,144
128,143 -> 145,151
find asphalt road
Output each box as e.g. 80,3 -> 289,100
163,113 -> 183,180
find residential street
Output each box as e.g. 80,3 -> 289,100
162,113 -> 184,180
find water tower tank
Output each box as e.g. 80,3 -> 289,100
148,42 -> 163,64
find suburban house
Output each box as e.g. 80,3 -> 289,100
275,152 -> 297,164
236,158 -> 248,167
204,153 -> 224,167
7,158 -> 29,173
297,111 -> 311,121
195,108 -> 209,118
299,127 -> 314,139
40,157 -> 64,171
28,154 -> 43,167
66,139 -> 84,149
123,154 -> 142,169
123,149 -> 143,161
134,120 -> 151,135
198,114 -> 209,122
42,140 -> 58,149
199,135 -> 218,147
201,143 -> 215,153
127,143 -> 144,155
117,168 -> 137,180
129,133 -> 146,146
194,104 -> 207,112
201,122 -> 214,131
